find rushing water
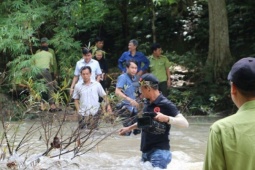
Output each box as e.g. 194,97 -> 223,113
0,116 -> 220,170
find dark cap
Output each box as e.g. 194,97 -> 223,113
228,57 -> 255,91
139,73 -> 159,86
41,37 -> 48,43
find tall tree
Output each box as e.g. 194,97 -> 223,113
206,0 -> 233,81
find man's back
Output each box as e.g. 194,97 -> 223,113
36,48 -> 57,74
204,100 -> 255,170
34,51 -> 53,69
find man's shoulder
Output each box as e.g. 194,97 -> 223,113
148,55 -> 153,60
91,80 -> 100,85
118,73 -> 127,79
76,59 -> 84,64
121,51 -> 130,56
136,51 -> 145,56
48,48 -> 55,54
91,59 -> 99,64
36,50 -> 52,57
76,81 -> 84,86
210,115 -> 236,133
160,55 -> 168,59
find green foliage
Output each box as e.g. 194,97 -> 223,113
169,82 -> 233,115
0,0 -> 254,117
227,1 -> 255,57
166,50 -> 234,115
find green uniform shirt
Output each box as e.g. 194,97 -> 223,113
148,55 -> 171,82
34,51 -> 53,69
36,48 -> 57,74
204,100 -> 255,170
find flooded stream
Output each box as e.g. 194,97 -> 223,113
0,116 -> 220,170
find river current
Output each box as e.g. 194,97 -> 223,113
0,116 -> 219,170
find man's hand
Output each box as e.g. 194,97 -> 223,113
154,112 -> 169,123
128,98 -> 139,108
167,79 -> 171,88
119,127 -> 131,135
70,88 -> 74,96
136,70 -> 143,76
107,104 -> 112,114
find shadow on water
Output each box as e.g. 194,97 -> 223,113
0,115 -> 223,170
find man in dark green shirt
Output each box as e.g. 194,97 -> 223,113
204,57 -> 255,170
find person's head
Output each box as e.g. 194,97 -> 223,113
82,48 -> 93,63
139,73 -> 159,99
151,43 -> 162,57
80,66 -> 92,83
95,50 -> 104,60
40,37 -> 49,47
228,57 -> 255,107
128,39 -> 138,52
126,59 -> 138,76
95,37 -> 104,49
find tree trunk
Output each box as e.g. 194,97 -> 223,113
118,1 -> 129,43
151,5 -> 157,43
206,0 -> 233,81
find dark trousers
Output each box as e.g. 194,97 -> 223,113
37,69 -> 55,104
159,81 -> 168,97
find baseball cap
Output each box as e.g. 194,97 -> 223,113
227,57 -> 255,91
40,37 -> 48,43
139,73 -> 159,86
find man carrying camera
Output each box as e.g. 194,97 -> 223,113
119,73 -> 189,169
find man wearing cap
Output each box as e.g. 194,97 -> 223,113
204,57 -> 255,170
118,73 -> 189,169
118,39 -> 150,77
36,37 -> 58,80
33,45 -> 60,112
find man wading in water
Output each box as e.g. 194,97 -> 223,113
119,73 -> 189,169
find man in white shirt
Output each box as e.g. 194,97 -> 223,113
73,66 -> 111,129
70,48 -> 102,95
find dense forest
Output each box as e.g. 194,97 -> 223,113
0,0 -> 254,116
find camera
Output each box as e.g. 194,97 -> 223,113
137,112 -> 167,135
137,112 -> 156,128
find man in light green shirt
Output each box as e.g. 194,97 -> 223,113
34,47 -> 60,112
204,57 -> 255,170
34,50 -> 53,70
148,43 -> 171,97
36,37 -> 58,79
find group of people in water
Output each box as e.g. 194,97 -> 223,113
34,36 -> 255,169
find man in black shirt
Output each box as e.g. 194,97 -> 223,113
119,73 -> 189,169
